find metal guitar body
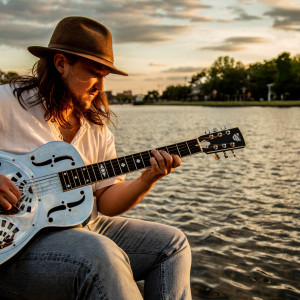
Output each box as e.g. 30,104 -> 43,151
0,141 -> 93,264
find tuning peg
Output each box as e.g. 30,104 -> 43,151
231,150 -> 236,157
212,128 -> 217,132
224,152 -> 228,158
205,130 -> 210,134
221,125 -> 226,130
215,153 -> 220,160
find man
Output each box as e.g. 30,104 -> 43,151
0,16 -> 191,299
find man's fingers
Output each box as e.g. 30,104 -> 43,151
0,175 -> 22,210
150,152 -> 165,173
151,150 -> 181,174
172,154 -> 182,168
8,181 -> 22,198
0,196 -> 13,210
159,150 -> 174,171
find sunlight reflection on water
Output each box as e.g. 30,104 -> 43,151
111,105 -> 300,300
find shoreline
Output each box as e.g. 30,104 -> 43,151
133,100 -> 300,107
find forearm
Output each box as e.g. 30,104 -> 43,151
96,176 -> 156,216
95,150 -> 181,217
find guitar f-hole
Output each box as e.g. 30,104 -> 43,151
47,191 -> 86,222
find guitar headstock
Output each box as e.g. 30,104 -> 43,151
198,126 -> 245,159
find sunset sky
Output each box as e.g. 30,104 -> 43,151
1,0 -> 300,94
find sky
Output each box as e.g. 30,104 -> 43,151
1,0 -> 300,95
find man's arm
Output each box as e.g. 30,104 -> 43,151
94,150 -> 181,216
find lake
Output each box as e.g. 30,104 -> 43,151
111,105 -> 300,300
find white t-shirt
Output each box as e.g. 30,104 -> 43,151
0,84 -> 125,219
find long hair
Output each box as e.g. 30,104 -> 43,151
10,53 -> 116,127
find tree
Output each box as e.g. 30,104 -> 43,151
197,56 -> 247,100
273,52 -> 300,99
0,70 -> 19,84
161,85 -> 191,101
143,90 -> 160,102
248,60 -> 277,100
189,70 -> 207,85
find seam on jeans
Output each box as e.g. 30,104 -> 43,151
161,261 -> 166,300
18,252 -> 107,299
123,235 -> 189,259
125,243 -> 188,261
125,250 -> 160,256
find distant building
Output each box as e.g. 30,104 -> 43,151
115,90 -> 133,103
189,84 -> 202,101
267,83 -> 275,101
123,90 -> 133,97
134,94 -> 145,102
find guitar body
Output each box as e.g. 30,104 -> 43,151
0,141 -> 93,264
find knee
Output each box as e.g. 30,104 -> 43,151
163,226 -> 191,258
74,231 -> 130,269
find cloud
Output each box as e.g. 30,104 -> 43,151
264,6 -> 300,31
166,76 -> 189,81
144,77 -> 165,82
0,0 -> 212,48
237,0 -> 259,4
162,66 -> 202,73
200,36 -> 268,52
112,24 -> 190,43
229,6 -> 262,21
149,62 -> 167,67
0,21 -> 52,48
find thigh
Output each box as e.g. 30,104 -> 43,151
0,227 -> 130,300
86,216 -> 189,281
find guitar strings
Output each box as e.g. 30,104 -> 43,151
11,140 -> 228,191
11,141 -> 195,189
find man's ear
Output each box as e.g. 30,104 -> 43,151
54,53 -> 67,74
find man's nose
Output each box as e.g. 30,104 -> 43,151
95,76 -> 104,91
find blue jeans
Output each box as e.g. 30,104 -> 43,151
0,216 -> 192,299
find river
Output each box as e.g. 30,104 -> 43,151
111,105 -> 300,300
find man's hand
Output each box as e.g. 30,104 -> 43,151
140,150 -> 182,187
0,175 -> 22,210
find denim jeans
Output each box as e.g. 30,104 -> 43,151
0,216 -> 192,300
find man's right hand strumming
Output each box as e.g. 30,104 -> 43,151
0,174 -> 22,210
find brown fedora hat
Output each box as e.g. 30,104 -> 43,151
28,16 -> 128,76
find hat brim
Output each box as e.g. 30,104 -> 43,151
28,46 -> 128,76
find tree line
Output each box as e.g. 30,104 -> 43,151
2,52 -> 300,101
144,52 -> 300,102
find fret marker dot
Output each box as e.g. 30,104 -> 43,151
121,163 -> 125,167
136,159 -> 141,163
75,176 -> 78,179
67,185 -> 70,188
86,179 -> 89,182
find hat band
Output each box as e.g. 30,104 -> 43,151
48,43 -> 114,64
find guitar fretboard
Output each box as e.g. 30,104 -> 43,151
58,138 -> 202,191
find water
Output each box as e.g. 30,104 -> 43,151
110,105 -> 300,300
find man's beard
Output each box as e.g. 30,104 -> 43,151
62,83 -> 97,113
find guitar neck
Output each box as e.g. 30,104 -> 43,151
59,138 -> 201,192
58,127 -> 245,192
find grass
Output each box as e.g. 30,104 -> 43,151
134,100 -> 300,107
